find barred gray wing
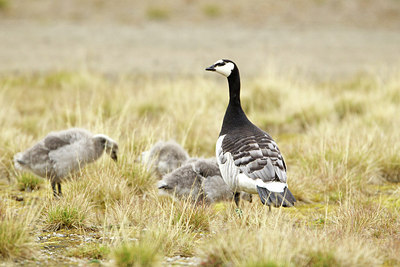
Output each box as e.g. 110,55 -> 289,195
220,130 -> 287,183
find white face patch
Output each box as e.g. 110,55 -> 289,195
215,62 -> 234,77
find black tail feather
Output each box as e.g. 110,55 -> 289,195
283,187 -> 296,205
256,186 -> 296,208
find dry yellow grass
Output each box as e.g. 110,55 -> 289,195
0,68 -> 399,265
0,198 -> 42,260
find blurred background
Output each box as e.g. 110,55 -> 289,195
1,0 -> 400,79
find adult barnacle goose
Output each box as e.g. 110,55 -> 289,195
14,128 -> 118,197
205,59 -> 296,209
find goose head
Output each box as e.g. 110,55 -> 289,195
93,134 -> 119,162
205,59 -> 236,78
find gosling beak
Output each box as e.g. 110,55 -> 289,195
158,184 -> 172,190
205,64 -> 216,71
157,180 -> 172,190
111,153 -> 118,162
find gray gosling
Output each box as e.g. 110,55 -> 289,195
140,140 -> 189,178
158,158 -> 252,204
14,128 -> 118,197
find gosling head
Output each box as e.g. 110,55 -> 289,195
205,59 -> 236,78
93,134 -> 118,162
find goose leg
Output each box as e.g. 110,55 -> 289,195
234,192 -> 243,217
234,192 -> 241,207
51,181 -> 58,197
57,183 -> 62,197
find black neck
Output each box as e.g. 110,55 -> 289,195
228,68 -> 241,106
220,68 -> 253,136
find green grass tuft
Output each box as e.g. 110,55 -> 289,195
16,173 -> 44,192
44,195 -> 92,231
46,206 -> 86,230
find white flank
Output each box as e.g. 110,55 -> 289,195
256,179 -> 287,193
216,135 -> 240,191
236,175 -> 287,194
237,173 -> 258,194
215,135 -> 225,165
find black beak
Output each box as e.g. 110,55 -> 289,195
111,154 -> 118,162
158,184 -> 172,190
205,64 -> 216,71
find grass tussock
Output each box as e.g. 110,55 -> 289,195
332,202 -> 399,239
0,201 -> 41,260
1,69 -> 399,265
171,200 -> 212,232
199,212 -> 382,266
16,173 -> 44,191
122,163 -> 157,195
43,193 -> 93,231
